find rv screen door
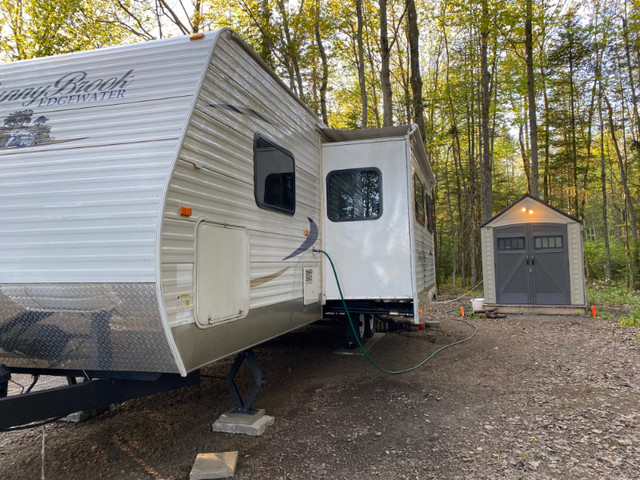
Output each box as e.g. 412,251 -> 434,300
196,222 -> 250,327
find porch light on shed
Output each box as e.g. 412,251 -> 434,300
521,207 -> 527,213
528,209 -> 534,215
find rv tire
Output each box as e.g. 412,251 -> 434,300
364,314 -> 375,338
344,313 -> 366,349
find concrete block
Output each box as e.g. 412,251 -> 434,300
59,405 -> 110,423
212,409 -> 274,436
190,451 -> 238,479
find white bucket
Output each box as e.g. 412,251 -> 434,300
470,298 -> 485,312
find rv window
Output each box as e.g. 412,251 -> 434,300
254,134 -> 295,215
326,168 -> 382,222
414,174 -> 426,226
426,194 -> 435,233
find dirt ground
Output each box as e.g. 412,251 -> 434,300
1,298 -> 639,480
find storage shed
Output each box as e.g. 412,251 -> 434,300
480,194 -> 587,313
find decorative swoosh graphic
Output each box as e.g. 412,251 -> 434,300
282,217 -> 318,261
250,267 -> 289,288
250,218 -> 318,288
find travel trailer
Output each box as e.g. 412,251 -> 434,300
0,30 -> 435,427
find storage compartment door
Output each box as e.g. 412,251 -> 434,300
303,267 -> 320,305
196,223 -> 249,327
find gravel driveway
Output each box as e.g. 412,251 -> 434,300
1,299 -> 639,479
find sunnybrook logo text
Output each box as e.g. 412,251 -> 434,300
0,69 -> 135,108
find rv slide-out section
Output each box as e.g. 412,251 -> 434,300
320,127 -> 436,322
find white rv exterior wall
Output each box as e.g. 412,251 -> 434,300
410,152 -> 436,300
160,31 -> 323,371
0,35 -> 219,373
0,36 -> 213,283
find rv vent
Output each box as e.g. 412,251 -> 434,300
305,269 -> 313,284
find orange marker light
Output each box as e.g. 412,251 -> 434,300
304,230 -> 310,236
180,206 -> 192,217
190,32 -> 205,40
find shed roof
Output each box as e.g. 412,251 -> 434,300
480,193 -> 582,228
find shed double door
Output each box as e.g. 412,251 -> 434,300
494,223 -> 570,305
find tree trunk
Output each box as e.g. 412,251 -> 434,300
622,16 -> 640,140
599,88 -> 612,282
366,49 -> 382,127
259,0 -> 273,67
277,0 -> 305,100
314,3 -> 328,125
356,0 -> 368,127
380,0 -> 393,127
518,122 -> 531,192
605,96 -> 639,288
525,0 -> 539,197
444,149 -> 456,289
542,64 -> 550,202
480,0 -> 492,221
406,0 -> 424,140
570,70 -> 579,215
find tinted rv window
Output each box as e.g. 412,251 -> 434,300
254,135 -> 295,215
327,168 -> 382,222
414,174 -> 426,226
426,194 -> 435,233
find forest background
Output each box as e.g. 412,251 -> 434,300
1,0 -> 639,292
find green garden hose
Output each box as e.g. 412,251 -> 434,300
318,248 -> 478,375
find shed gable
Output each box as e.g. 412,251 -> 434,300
483,195 -> 578,229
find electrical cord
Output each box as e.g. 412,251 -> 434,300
1,416 -> 63,432
318,248 -> 478,375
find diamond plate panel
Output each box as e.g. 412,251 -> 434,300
0,283 -> 179,373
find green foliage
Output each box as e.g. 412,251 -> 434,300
618,311 -> 640,328
0,0 -> 134,60
587,282 -> 640,321
584,239 -> 628,282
